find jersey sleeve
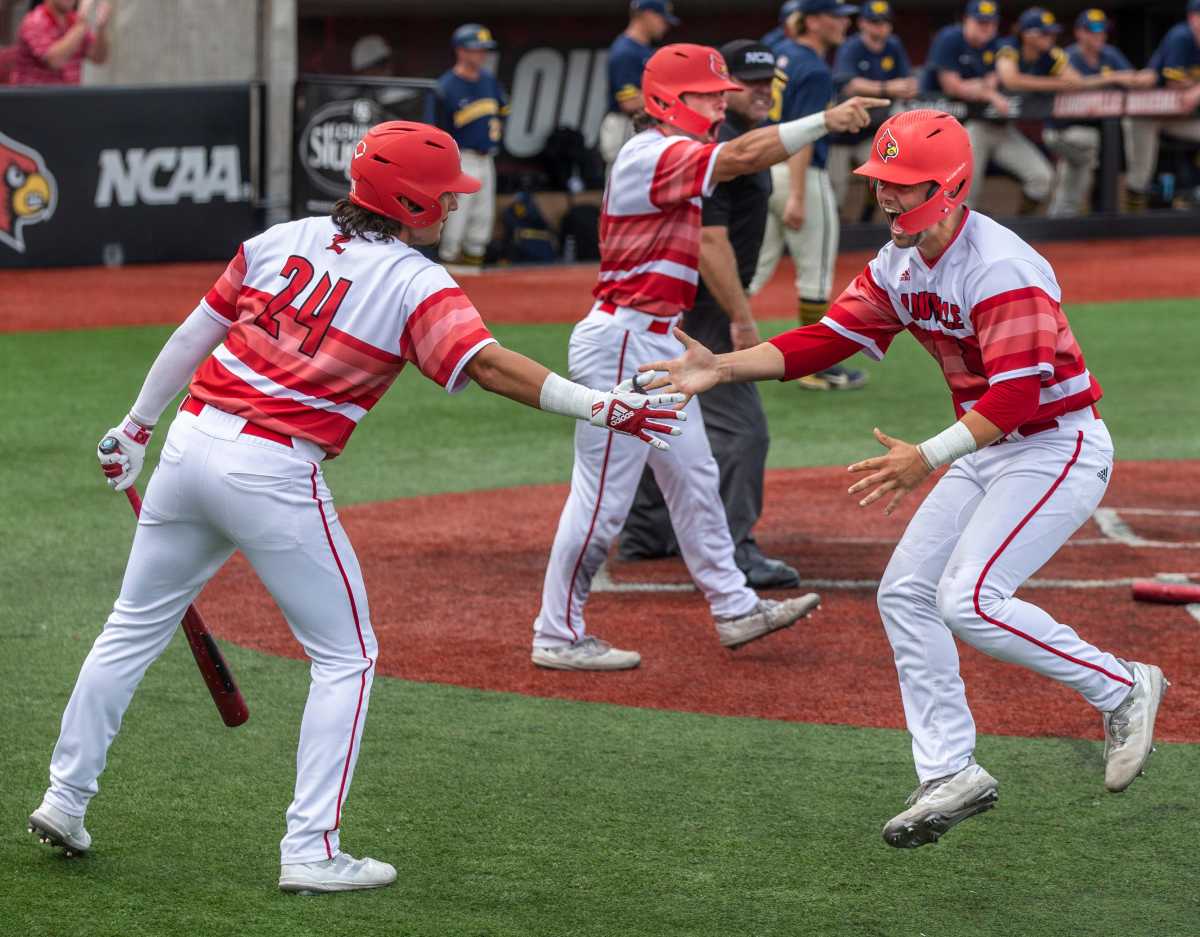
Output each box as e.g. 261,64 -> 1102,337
1105,46 -> 1134,72
399,266 -> 497,393
1049,47 -> 1068,76
893,39 -> 913,77
832,42 -> 859,90
649,139 -> 723,207
820,264 -> 904,361
200,244 -> 248,325
967,258 -> 1062,384
609,48 -> 645,104
1159,30 -> 1193,82
929,30 -> 962,73
433,75 -> 453,132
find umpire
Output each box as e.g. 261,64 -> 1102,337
617,40 -> 800,590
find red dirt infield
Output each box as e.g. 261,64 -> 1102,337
198,461 -> 1200,742
5,236 -> 1200,333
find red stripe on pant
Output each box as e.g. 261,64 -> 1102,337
307,463 -> 375,859
971,432 -> 1132,687
563,331 -> 630,642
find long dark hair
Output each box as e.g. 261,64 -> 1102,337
330,198 -> 405,243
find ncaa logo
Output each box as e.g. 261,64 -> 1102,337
878,127 -> 900,162
0,131 -> 56,254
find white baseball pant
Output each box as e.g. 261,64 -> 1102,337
439,150 -> 497,262
1042,124 -> 1102,217
533,304 -> 759,647
749,163 -> 839,306
965,120 -> 1054,208
1123,115 -> 1200,195
875,410 -> 1131,783
43,403 -> 377,864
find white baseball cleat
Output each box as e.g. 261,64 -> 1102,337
279,852 -> 397,894
882,763 -> 999,849
531,636 -> 641,671
1103,661 -> 1168,793
715,594 -> 821,650
28,801 -> 91,857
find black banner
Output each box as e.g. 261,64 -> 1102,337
291,75 -> 437,218
0,83 -> 260,269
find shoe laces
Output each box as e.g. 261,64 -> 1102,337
573,636 -> 612,655
904,770 -> 960,807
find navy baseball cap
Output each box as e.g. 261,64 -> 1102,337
861,0 -> 894,20
630,0 -> 681,25
798,0 -> 860,16
1075,8 -> 1109,31
1188,0 -> 1200,12
452,23 -> 497,50
719,39 -> 777,80
1017,7 -> 1062,33
779,0 -> 803,22
966,0 -> 1000,21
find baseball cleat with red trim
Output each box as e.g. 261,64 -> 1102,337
715,594 -> 821,649
1103,661 -> 1168,793
28,801 -> 91,857
279,852 -> 397,894
882,763 -> 999,849
531,635 -> 641,671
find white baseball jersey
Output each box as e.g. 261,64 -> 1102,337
191,216 -> 497,455
825,209 -> 1102,434
595,129 -> 724,317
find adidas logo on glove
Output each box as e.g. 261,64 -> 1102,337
607,400 -> 637,428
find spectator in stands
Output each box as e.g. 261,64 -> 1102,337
923,2 -> 1055,214
828,0 -> 917,212
1123,0 -> 1200,210
599,0 -> 678,173
349,34 -> 393,77
434,23 -> 509,268
763,0 -> 802,50
10,0 -> 109,85
1046,9 -> 1156,215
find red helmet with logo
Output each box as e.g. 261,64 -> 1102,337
853,110 -> 973,235
642,43 -> 743,138
348,121 -> 481,229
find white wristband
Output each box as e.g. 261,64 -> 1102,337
778,112 -> 829,155
538,372 -> 599,421
917,421 -> 977,469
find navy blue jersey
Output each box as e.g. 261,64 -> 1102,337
771,38 -> 834,169
607,33 -> 653,112
996,37 -> 1068,76
1149,21 -> 1200,86
1065,42 -> 1132,76
920,24 -> 1002,94
435,70 -> 509,155
832,34 -> 912,91
761,25 -> 787,50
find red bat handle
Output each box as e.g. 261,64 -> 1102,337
123,486 -> 143,517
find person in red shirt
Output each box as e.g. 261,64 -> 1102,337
10,0 -> 110,86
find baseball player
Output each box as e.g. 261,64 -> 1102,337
751,0 -> 869,392
599,0 -> 679,173
434,23 -> 508,267
618,39 -> 803,590
530,43 -> 885,671
923,2 -> 1053,214
827,0 -> 917,213
762,0 -> 803,50
26,122 -> 685,890
642,110 -> 1168,848
1123,0 -> 1200,211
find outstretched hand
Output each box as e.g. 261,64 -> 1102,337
633,328 -> 722,405
846,427 -> 932,515
826,97 -> 891,133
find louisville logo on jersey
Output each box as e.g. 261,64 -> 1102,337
878,127 -> 900,162
0,131 -> 56,254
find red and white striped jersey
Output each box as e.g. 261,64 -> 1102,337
593,129 -> 723,317
189,216 -> 496,456
824,210 -> 1101,432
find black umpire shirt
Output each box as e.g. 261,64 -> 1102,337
693,110 -> 771,308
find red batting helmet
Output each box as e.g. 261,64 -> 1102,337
853,110 -> 973,235
349,121 -> 481,229
642,43 -> 743,138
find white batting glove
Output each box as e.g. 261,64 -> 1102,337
97,415 -> 153,491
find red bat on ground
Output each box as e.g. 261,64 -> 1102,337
99,436 -> 249,727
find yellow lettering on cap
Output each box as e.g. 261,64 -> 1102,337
478,28 -> 492,41
979,1 -> 996,14
1087,9 -> 1105,20
1041,11 -> 1055,24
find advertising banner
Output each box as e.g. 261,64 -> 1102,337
0,83 -> 259,269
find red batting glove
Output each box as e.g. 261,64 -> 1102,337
589,392 -> 686,451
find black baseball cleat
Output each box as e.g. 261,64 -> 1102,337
882,763 -> 999,848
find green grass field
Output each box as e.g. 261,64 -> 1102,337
2,298 -> 1197,936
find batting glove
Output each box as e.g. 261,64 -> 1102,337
97,414 -> 153,491
591,377 -> 686,451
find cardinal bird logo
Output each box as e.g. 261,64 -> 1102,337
0,132 -> 56,254
709,51 -> 730,80
878,127 -> 900,162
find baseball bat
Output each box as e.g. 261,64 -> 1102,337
99,436 -> 249,727
1131,579 -> 1200,605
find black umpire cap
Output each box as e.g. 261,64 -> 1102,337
719,40 -> 777,81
